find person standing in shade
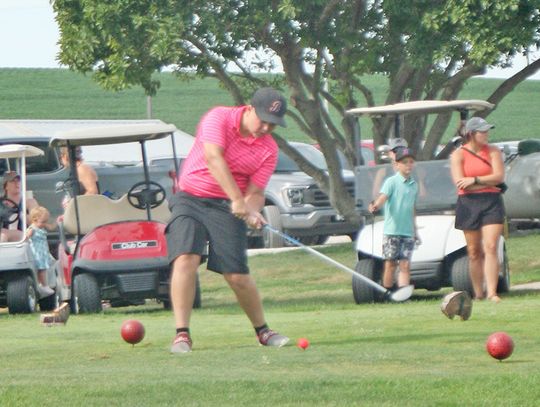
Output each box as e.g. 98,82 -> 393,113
166,87 -> 290,353
450,117 -> 505,302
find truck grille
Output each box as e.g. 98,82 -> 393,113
307,182 -> 355,207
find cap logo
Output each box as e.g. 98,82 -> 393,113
269,100 -> 282,113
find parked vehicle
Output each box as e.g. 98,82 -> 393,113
346,100 -> 509,302
0,144 -> 57,314
502,138 -> 540,223
246,142 -> 359,248
0,119 -> 194,249
50,122 -> 201,313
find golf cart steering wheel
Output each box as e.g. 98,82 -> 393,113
0,197 -> 20,225
127,181 -> 166,210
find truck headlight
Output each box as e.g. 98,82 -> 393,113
284,187 -> 308,207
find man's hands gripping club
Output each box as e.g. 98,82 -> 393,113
231,197 -> 266,229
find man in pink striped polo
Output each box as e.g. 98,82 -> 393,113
167,87 -> 290,353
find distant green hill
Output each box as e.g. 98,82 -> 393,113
1,68 -> 539,142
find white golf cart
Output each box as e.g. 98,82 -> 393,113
0,144 -> 57,313
347,100 -> 510,303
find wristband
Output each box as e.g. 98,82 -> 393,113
474,176 -> 479,185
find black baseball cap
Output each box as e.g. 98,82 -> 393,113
395,147 -> 415,162
251,87 -> 287,127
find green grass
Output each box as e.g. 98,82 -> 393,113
1,233 -> 539,406
2,68 -> 540,142
1,68 -> 539,405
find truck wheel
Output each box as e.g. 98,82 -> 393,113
7,276 -> 37,314
316,235 -> 330,245
247,236 -> 264,249
497,244 -> 510,293
296,236 -> 319,245
352,258 -> 380,304
450,254 -> 474,296
73,274 -> 102,313
262,205 -> 285,248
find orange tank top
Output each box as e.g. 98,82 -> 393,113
459,145 -> 500,195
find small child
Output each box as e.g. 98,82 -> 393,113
26,206 -> 56,296
368,147 -> 419,294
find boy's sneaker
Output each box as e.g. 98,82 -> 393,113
257,328 -> 289,347
38,284 -> 55,297
170,332 -> 192,353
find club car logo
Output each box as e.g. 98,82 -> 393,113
112,240 -> 158,250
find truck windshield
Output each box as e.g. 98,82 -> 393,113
276,143 -> 328,172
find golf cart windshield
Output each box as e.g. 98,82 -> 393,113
355,160 -> 457,215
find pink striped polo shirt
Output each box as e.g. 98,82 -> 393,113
178,106 -> 278,199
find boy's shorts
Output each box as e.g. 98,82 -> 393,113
455,193 -> 505,230
165,191 -> 249,274
382,235 -> 415,261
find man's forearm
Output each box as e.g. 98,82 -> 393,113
205,152 -> 244,202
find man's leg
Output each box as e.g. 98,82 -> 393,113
223,273 -> 265,327
224,272 -> 289,347
170,253 -> 201,329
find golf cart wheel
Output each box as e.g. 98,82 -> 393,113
262,205 -> 284,248
352,258 -> 380,304
163,274 -> 202,309
7,276 -> 37,314
450,254 -> 474,296
73,274 -> 101,314
497,244 -> 510,293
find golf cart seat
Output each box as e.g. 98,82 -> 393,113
63,194 -> 171,235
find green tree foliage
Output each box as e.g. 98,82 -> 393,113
52,0 -> 540,223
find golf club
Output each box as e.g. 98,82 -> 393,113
263,224 -> 413,302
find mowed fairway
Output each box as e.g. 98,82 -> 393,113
1,237 -> 540,406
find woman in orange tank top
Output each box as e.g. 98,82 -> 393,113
450,117 -> 505,302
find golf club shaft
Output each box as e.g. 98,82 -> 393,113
263,225 -> 388,294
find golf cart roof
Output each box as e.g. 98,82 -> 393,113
346,100 -> 494,117
49,122 -> 178,147
0,143 -> 44,159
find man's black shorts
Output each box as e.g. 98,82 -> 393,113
165,191 -> 249,274
455,192 -> 505,231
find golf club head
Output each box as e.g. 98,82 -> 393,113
389,285 -> 414,302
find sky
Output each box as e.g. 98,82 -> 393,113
1,0 -> 539,80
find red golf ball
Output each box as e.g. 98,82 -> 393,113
121,320 -> 145,345
486,331 -> 514,360
297,337 -> 310,350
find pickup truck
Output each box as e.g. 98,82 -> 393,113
0,119 -> 194,249
153,142 -> 359,249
